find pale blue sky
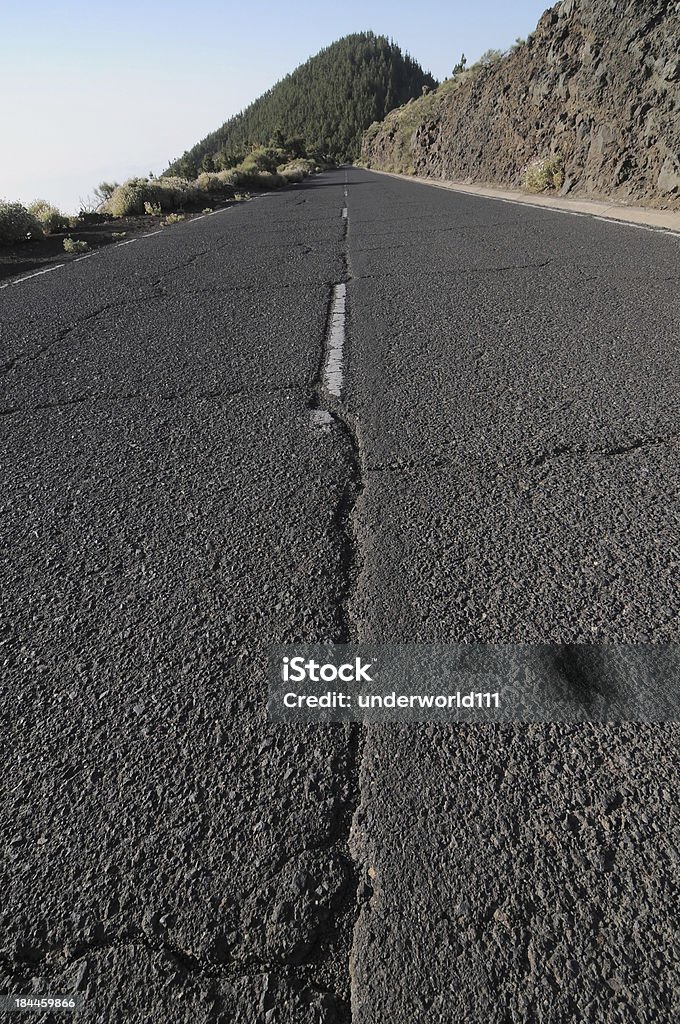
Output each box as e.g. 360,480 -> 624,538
1,0 -> 550,212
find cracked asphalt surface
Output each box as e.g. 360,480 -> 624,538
1,168 -> 678,1022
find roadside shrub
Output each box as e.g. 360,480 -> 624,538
154,176 -> 200,209
107,178 -> 150,217
0,201 -> 43,244
28,199 -> 67,234
63,237 -> 89,253
74,210 -> 104,225
278,158 -> 316,183
202,207 -> 212,214
230,169 -> 287,189
107,176 -> 201,217
196,171 -> 224,193
523,156 -> 565,192
161,212 -> 185,226
67,212 -> 103,228
111,231 -> 126,239
217,169 -> 240,186
239,147 -> 286,174
144,200 -> 162,216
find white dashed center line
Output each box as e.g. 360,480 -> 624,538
323,283 -> 347,398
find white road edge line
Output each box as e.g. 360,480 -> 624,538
1,263 -> 66,288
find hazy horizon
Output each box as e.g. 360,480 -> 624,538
1,0 -> 550,213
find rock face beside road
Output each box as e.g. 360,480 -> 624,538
361,0 -> 680,208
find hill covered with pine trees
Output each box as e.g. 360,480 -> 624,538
166,32 -> 436,177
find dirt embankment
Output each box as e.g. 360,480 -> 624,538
361,0 -> 680,209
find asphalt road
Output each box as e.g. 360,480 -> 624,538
1,168 -> 678,1022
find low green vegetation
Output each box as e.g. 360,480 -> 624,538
279,157 -> 317,182
0,201 -> 43,243
237,170 -> 287,189
63,237 -> 89,254
106,176 -> 202,217
103,147 -> 314,219
28,199 -> 68,235
193,148 -> 316,191
161,212 -> 185,226
523,156 -> 565,192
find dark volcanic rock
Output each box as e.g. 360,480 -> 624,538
362,0 -> 680,209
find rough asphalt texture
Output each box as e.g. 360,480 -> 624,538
1,168 -> 678,1022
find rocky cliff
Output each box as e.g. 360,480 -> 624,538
361,0 -> 680,208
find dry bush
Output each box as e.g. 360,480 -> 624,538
523,156 -> 565,192
63,237 -> 89,253
0,201 -> 43,244
28,199 -> 67,234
